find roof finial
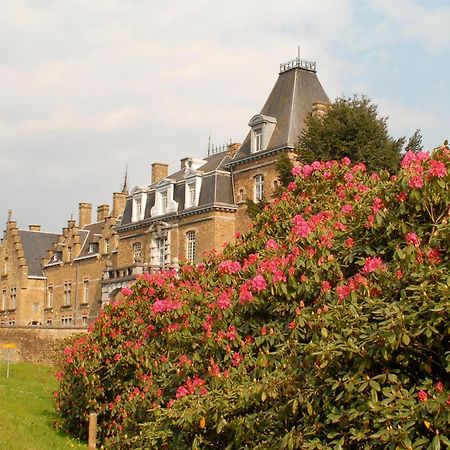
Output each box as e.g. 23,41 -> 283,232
207,133 -> 211,156
121,164 -> 129,193
7,209 -> 12,222
298,45 -> 300,61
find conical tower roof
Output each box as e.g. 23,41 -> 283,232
229,59 -> 329,164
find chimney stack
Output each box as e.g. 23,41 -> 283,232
79,203 -> 92,228
151,163 -> 169,184
112,192 -> 127,218
97,204 -> 110,222
28,225 -> 41,232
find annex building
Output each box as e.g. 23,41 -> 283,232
0,57 -> 329,327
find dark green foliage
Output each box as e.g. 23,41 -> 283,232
244,198 -> 268,220
297,95 -> 404,172
406,129 -> 424,153
276,153 -> 294,188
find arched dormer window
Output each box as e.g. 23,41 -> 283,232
248,114 -> 277,153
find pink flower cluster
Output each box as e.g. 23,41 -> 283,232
151,297 -> 182,315
362,256 -> 384,274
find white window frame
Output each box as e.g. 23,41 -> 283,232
254,174 -> 264,201
157,237 -> 167,266
133,242 -> 142,261
161,190 -> 168,213
132,190 -> 147,222
254,128 -> 263,152
186,231 -> 196,263
152,183 -> 178,217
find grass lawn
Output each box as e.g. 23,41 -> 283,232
0,362 -> 87,450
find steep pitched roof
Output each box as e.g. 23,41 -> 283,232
230,66 -> 329,164
19,230 -> 60,277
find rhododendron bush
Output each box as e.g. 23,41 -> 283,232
56,146 -> 450,449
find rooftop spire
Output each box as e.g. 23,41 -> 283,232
121,164 -> 129,194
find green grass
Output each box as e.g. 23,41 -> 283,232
0,362 -> 87,450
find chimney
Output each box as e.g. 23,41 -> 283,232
112,192 -> 127,218
28,225 -> 41,231
97,204 -> 110,222
227,143 -> 241,158
151,163 -> 169,184
79,202 -> 92,228
180,157 -> 190,171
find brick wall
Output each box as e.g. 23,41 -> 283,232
0,326 -> 86,364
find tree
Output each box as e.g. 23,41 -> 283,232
297,95 -> 404,172
405,129 -> 423,153
275,153 -> 294,188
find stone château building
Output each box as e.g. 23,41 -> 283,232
0,57 -> 329,326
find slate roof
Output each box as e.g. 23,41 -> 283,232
75,222 -> 103,259
19,230 -> 60,277
229,66 -> 329,164
119,150 -> 235,228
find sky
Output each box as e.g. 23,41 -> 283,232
1,0 -> 449,231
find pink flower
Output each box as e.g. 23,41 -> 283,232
232,352 -> 243,367
265,239 -> 279,251
291,166 -> 302,176
418,390 -> 428,402
250,274 -> 267,292
435,381 -> 444,393
342,157 -> 351,166
321,281 -> 331,292
336,284 -> 351,301
408,175 -> 423,189
427,248 -> 441,264
362,256 -> 384,274
217,292 -> 231,310
428,160 -> 446,178
406,232 -> 420,247
218,260 -> 241,274
121,287 -> 132,296
176,386 -> 189,399
372,197 -> 384,214
345,237 -> 355,248
239,286 -> 253,304
341,204 -> 353,214
302,165 -> 314,177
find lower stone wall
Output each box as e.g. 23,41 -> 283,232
0,326 -> 87,365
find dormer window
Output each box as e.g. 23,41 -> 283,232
185,176 -> 202,209
248,114 -> 277,153
255,128 -> 263,152
131,188 -> 148,222
151,182 -> 178,217
161,190 -> 168,213
52,251 -> 62,262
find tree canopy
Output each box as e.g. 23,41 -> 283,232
297,95 -> 404,172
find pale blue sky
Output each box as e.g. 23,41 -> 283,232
1,0 -> 449,230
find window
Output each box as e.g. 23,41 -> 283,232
238,189 -> 246,203
157,238 -> 167,266
46,319 -> 52,325
52,251 -> 62,262
83,280 -> 89,304
47,286 -> 53,308
161,190 -> 168,213
61,317 -> 73,326
254,175 -> 264,201
64,282 -> 71,306
2,289 -> 6,310
255,128 -> 263,151
133,242 -> 142,261
187,182 -> 196,207
186,231 -> 196,263
105,238 -> 110,254
135,198 -> 142,217
81,316 -> 88,326
3,257 -> 8,275
88,242 -> 99,253
10,287 -> 16,310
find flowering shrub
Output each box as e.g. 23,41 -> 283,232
55,146 -> 450,448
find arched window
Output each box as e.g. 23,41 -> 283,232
186,231 -> 196,263
254,175 -> 264,201
133,242 -> 142,261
